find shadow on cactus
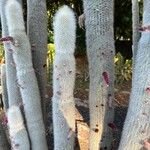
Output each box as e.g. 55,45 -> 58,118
115,52 -> 132,83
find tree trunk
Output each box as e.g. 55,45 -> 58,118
119,0 -> 150,149
83,0 -> 115,149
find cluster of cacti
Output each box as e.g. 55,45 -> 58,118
0,0 -> 115,149
1,0 -> 149,150
0,0 -> 48,149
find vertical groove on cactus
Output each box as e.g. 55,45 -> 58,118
119,1 -> 150,149
5,0 -> 48,149
0,113 -> 9,150
53,5 -> 76,150
7,106 -> 30,150
0,0 -> 22,108
27,0 -> 48,122
1,64 -> 9,111
83,0 -> 115,149
132,0 -> 140,70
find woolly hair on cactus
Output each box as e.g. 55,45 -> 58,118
27,0 -> 48,122
7,106 -> 30,150
53,5 -> 76,150
1,64 -> 9,111
118,1 -> 150,149
83,0 -> 115,149
0,113 -> 9,150
5,0 -> 48,149
0,0 -> 22,108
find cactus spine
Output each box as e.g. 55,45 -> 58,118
1,64 -> 9,111
132,0 -> 140,69
53,5 -> 76,150
7,106 -> 30,150
83,0 -> 115,149
5,0 -> 48,149
119,0 -> 150,149
27,0 -> 48,121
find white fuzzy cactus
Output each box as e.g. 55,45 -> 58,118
119,0 -> 150,149
5,0 -> 48,149
83,0 -> 115,149
0,0 -> 21,108
53,5 -> 76,150
1,64 -> 9,111
27,0 -> 48,122
7,106 -> 30,150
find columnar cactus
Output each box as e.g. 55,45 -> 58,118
119,0 -> 150,149
0,113 -> 9,150
27,0 -> 48,121
53,5 -> 76,150
83,0 -> 115,149
7,106 -> 30,150
5,0 -> 48,149
1,64 -> 9,111
132,0 -> 140,69
0,0 -> 21,108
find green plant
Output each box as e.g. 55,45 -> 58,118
115,52 -> 132,83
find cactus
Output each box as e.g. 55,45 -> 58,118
0,113 -> 9,150
83,0 -> 115,149
53,5 -> 76,150
0,0 -> 22,108
27,0 -> 48,122
1,64 -> 9,111
7,106 -> 30,150
118,0 -> 150,149
132,0 -> 140,69
5,0 -> 48,149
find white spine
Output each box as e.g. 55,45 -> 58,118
1,64 -> 9,111
7,106 -> 30,150
53,5 -> 76,150
119,0 -> 150,149
5,0 -> 48,149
